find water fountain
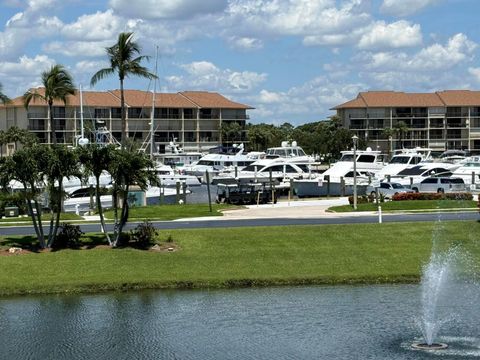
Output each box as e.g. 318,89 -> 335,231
412,250 -> 457,350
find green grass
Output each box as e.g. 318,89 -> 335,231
0,212 -> 84,223
103,203 -> 237,220
329,200 -> 478,212
0,220 -> 479,296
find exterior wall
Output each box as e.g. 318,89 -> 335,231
338,105 -> 480,153
0,103 -> 250,153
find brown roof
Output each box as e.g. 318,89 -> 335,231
436,90 -> 480,106
180,91 -> 253,109
333,90 -> 480,109
0,88 -> 253,109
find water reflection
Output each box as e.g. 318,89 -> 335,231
0,285 -> 479,359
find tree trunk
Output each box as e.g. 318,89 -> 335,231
113,184 -> 129,247
96,177 -> 112,246
49,101 -> 57,145
120,78 -> 126,148
47,181 -> 62,248
25,194 -> 45,249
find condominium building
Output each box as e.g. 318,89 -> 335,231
332,90 -> 480,153
0,88 -> 252,153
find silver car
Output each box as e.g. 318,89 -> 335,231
366,182 -> 414,199
411,177 -> 466,193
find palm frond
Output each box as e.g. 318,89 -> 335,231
90,68 -> 116,87
23,89 -> 46,108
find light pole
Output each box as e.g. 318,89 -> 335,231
352,135 -> 358,210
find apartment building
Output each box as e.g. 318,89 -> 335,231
332,90 -> 480,153
0,88 -> 252,152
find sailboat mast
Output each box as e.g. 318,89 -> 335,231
80,84 -> 84,140
150,45 -> 159,159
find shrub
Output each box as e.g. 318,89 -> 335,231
130,220 -> 158,248
392,192 -> 473,201
53,223 -> 84,249
348,195 -> 370,205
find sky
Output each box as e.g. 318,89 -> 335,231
0,0 -> 479,126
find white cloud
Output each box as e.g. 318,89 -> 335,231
110,0 -> 227,19
224,0 -> 372,47
361,33 -> 477,72
468,68 -> 480,83
166,61 -> 267,94
62,9 -> 124,41
43,40 -> 113,57
380,0 -> 440,17
228,36 -> 264,51
358,20 -> 422,49
0,54 -> 56,95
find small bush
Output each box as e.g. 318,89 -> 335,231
130,220 -> 158,248
392,192 -> 473,201
53,223 -> 84,249
348,195 -> 370,205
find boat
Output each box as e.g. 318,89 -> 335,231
451,156 -> 480,186
388,162 -> 460,186
183,143 -> 263,180
264,141 -> 316,163
375,148 -> 431,181
212,158 -> 311,190
291,147 -> 385,197
153,162 -> 201,187
154,138 -> 203,169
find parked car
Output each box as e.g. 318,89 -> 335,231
366,182 -> 414,199
411,177 -> 466,193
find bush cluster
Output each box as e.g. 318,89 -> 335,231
130,220 -> 158,248
392,192 -> 473,201
53,223 -> 84,249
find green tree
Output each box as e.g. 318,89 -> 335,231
108,144 -> 158,247
90,32 -> 157,148
24,65 -> 76,145
0,82 -> 10,104
393,121 -> 409,149
6,145 -> 49,248
78,144 -> 116,245
44,146 -> 81,248
220,121 -> 243,145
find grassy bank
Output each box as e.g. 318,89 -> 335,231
329,200 -> 478,212
0,213 -> 84,224
1,220 -> 479,296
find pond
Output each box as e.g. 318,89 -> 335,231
0,285 -> 479,359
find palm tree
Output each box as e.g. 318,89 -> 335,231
90,32 -> 157,148
393,121 -> 409,149
0,82 -> 10,104
24,65 -> 76,145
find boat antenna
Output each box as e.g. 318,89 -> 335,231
150,45 -> 159,159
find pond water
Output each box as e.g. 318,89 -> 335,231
1,285 -> 480,360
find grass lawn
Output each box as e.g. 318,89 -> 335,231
103,203 -> 237,220
0,220 -> 479,296
0,212 -> 84,224
329,200 -> 478,212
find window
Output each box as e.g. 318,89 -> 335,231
285,165 -> 298,173
357,155 -> 375,163
380,183 -> 389,189
421,178 -> 438,184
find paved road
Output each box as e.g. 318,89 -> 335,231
0,211 -> 477,236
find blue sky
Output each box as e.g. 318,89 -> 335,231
0,0 -> 479,125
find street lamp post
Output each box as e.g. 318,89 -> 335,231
352,135 -> 359,210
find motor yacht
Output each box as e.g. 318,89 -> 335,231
375,148 -> 431,181
264,141 -> 316,163
451,156 -> 480,185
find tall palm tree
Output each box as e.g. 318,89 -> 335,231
0,82 -> 10,104
24,65 -> 76,145
90,32 -> 157,148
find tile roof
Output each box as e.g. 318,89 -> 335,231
180,91 -> 253,109
436,90 -> 480,106
0,88 -> 253,109
333,90 -> 480,109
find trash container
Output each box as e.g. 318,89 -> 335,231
5,207 -> 19,217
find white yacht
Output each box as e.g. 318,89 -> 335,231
212,158 -> 310,187
265,141 -> 316,163
389,162 -> 460,186
321,148 -> 387,182
153,163 -> 201,187
451,156 -> 480,185
375,148 -> 431,181
155,139 -> 203,169
183,144 -> 263,179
